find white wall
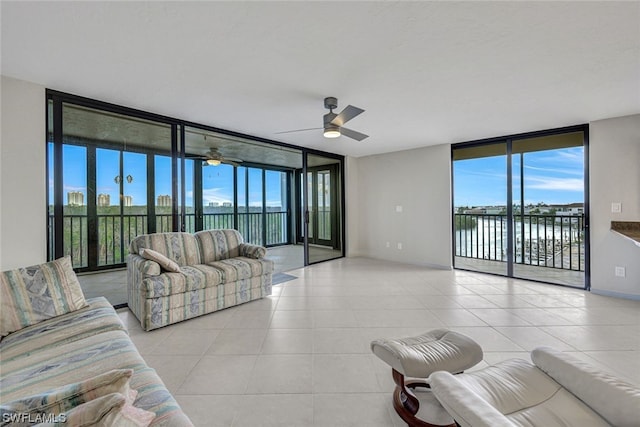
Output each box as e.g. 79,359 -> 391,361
344,155 -> 361,257
0,76 -> 47,270
347,143 -> 452,268
589,114 -> 640,298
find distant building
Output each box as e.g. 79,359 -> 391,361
553,203 -> 584,216
222,202 -> 232,207
465,208 -> 486,214
67,191 -> 84,206
208,202 -> 219,207
123,196 -> 133,207
97,194 -> 110,207
157,195 -> 171,207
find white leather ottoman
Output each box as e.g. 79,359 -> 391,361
371,329 -> 483,427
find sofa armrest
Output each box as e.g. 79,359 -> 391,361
127,254 -> 161,277
429,371 -> 518,427
239,243 -> 267,259
532,347 -> 640,427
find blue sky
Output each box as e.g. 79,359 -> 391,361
54,144 -> 584,209
54,145 -> 285,207
453,146 -> 584,207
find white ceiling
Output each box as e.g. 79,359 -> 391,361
2,1 -> 639,158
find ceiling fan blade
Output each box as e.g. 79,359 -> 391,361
224,157 -> 243,163
275,127 -> 322,135
331,105 -> 364,126
222,159 -> 240,167
340,127 -> 369,142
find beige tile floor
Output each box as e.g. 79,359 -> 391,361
117,257 -> 640,427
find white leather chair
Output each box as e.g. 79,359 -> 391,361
429,347 -> 640,427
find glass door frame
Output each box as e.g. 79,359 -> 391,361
300,163 -> 339,248
451,124 -> 590,290
299,152 -> 345,266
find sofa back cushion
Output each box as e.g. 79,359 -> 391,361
532,346 -> 640,427
0,256 -> 88,337
195,229 -> 244,263
129,233 -> 201,267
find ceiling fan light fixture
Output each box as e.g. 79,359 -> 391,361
323,126 -> 341,138
206,159 -> 221,166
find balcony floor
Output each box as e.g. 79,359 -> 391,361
455,257 -> 585,287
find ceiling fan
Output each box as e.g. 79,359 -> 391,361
192,147 -> 243,167
276,97 -> 369,141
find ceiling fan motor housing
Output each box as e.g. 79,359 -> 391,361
324,96 -> 338,111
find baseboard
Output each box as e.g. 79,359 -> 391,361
345,255 -> 452,271
590,288 -> 640,301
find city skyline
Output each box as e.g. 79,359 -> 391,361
52,144 -> 286,208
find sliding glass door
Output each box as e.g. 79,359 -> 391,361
302,153 -> 344,264
453,142 -> 509,277
452,127 -> 588,288
510,133 -> 587,286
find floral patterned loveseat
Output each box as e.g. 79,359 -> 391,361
127,229 -> 273,331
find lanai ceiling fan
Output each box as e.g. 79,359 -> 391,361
200,147 -> 243,167
189,136 -> 244,167
277,97 -> 369,141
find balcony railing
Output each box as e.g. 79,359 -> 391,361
50,211 -> 289,269
455,213 -> 585,271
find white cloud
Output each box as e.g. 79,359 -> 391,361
202,187 -> 232,204
63,185 -> 87,192
524,165 -> 583,176
526,177 -> 583,191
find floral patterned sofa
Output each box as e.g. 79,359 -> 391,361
127,229 -> 273,331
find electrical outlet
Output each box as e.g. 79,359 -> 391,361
385,242 -> 390,248
397,243 -> 403,250
396,205 -> 403,213
615,266 -> 626,277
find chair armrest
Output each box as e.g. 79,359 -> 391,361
532,347 -> 640,427
239,243 -> 267,259
429,371 -> 518,427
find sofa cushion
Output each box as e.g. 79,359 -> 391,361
129,233 -> 201,267
0,297 -> 125,363
0,256 -> 88,337
0,329 -> 191,426
1,330 -> 138,402
139,249 -> 181,273
0,369 -> 135,421
207,257 -> 273,282
138,265 -> 223,298
195,229 -> 243,263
